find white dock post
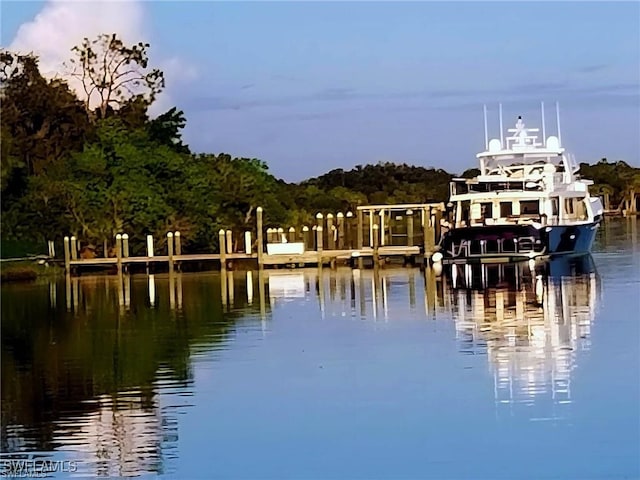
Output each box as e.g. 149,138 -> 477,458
122,233 -> 129,258
244,231 -> 252,254
70,236 -> 78,260
226,229 -> 233,253
63,236 -> 71,272
167,232 -> 174,272
146,234 -> 154,258
115,234 -> 122,275
174,231 -> 182,255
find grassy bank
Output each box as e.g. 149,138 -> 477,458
1,261 -> 63,283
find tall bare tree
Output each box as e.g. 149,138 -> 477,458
67,33 -> 164,119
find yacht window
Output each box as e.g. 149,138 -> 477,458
577,198 -> 588,220
481,202 -> 493,219
520,200 -> 540,215
500,202 -> 512,217
564,198 -> 574,215
551,198 -> 559,216
460,201 -> 470,226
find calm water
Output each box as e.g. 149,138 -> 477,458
2,218 -> 639,479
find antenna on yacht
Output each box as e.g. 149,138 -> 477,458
541,101 -> 546,143
483,104 -> 488,149
499,103 -> 504,148
556,101 -> 562,147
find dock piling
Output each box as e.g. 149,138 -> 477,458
326,214 -> 335,250
245,231 -> 252,254
174,231 -> 181,255
257,207 -> 264,269
63,236 -> 70,272
146,235 -> 154,258
219,229 -> 227,271
303,226 -> 310,250
372,223 -> 380,266
226,230 -> 233,253
122,234 -> 129,258
337,212 -> 345,249
167,232 -> 174,272
406,209 -> 414,247
357,210 -> 364,269
116,233 -> 123,275
70,236 -> 78,260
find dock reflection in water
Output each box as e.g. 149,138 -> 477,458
1,255 -> 602,477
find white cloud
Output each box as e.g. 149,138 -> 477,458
9,0 -> 196,116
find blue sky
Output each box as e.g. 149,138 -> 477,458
2,1 -> 639,181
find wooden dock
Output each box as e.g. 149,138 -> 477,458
61,203 -> 444,275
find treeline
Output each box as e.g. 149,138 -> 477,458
1,34 -> 638,255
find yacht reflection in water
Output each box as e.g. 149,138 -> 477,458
443,256 -> 599,417
261,256 -> 599,419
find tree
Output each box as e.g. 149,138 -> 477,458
67,33 -> 164,119
1,51 -> 89,192
147,107 -> 190,154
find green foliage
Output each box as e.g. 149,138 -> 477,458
580,159 -> 640,210
1,40 -> 639,253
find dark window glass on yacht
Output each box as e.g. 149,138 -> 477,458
500,202 -> 512,217
551,198 -> 559,216
520,200 -> 539,215
481,202 -> 493,219
564,198 -> 574,215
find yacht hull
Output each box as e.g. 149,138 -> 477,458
441,222 -> 599,262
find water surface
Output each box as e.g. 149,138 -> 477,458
2,218 -> 639,479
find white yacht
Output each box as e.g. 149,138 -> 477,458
440,104 -> 604,262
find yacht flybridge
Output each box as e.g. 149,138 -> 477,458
440,103 -> 603,263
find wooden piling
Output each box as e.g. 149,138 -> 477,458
122,234 -> 129,258
434,208 -> 443,245
70,236 -> 78,260
326,214 -> 335,250
357,210 -> 364,269
316,226 -> 324,253
226,229 -> 233,253
406,209 -> 414,246
303,226 -> 310,250
116,234 -> 123,275
288,226 -> 296,243
257,207 -> 264,269
174,231 -> 181,255
48,240 -> 55,258
345,211 -> 353,248
219,229 -> 227,271
63,236 -> 70,272
422,208 -> 430,256
146,234 -> 154,258
103,238 -> 108,258
372,223 -> 380,266
277,227 -> 284,243
167,232 -> 174,272
337,212 -> 345,249
425,207 -> 435,255
316,213 -> 324,251
245,231 -> 252,254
